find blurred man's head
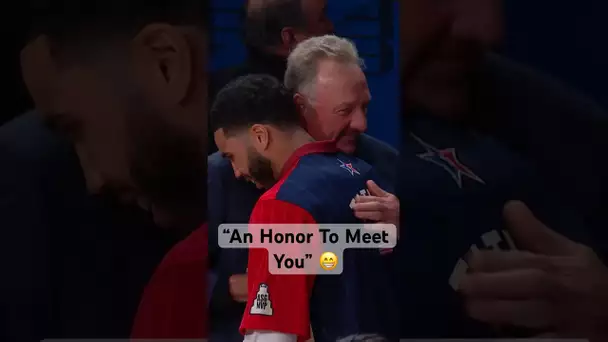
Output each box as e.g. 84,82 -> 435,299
245,0 -> 334,57
212,75 -> 305,189
400,0 -> 504,119
21,1 -> 210,228
285,35 -> 370,154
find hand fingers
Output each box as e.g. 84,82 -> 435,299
229,274 -> 248,302
504,200 -> 581,256
351,201 -> 387,212
354,211 -> 384,222
468,250 -> 555,273
465,298 -> 554,328
354,195 -> 386,203
366,180 -> 389,197
459,269 -> 555,299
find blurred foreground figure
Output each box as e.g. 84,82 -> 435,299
0,1 -> 210,340
397,0 -> 608,340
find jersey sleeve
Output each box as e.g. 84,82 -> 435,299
131,226 -> 208,339
240,199 -> 317,341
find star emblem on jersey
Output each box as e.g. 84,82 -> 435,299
338,159 -> 360,176
411,134 -> 484,188
250,283 -> 273,316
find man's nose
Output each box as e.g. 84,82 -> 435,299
75,146 -> 103,194
450,0 -> 504,47
232,165 -> 243,179
349,110 -> 367,133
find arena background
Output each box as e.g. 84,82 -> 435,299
6,2 -> 607,126
210,0 -> 401,148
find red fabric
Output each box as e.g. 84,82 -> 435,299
240,141 -> 335,341
131,225 -> 208,339
239,199 -> 317,342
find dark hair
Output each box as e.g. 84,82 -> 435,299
25,0 -> 209,53
244,0 -> 305,49
211,74 -> 301,135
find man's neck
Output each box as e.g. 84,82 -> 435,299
271,129 -> 315,179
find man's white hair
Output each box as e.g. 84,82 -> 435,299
284,34 -> 364,97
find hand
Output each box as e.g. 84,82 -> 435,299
460,200 -> 608,341
351,180 -> 400,229
229,273 -> 248,303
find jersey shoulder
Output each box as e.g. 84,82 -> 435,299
273,153 -> 375,223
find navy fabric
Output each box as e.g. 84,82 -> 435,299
207,152 -> 262,340
207,134 -> 398,342
275,152 -> 398,342
396,55 -> 607,338
0,112 -> 177,341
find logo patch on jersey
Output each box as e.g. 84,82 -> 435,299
411,134 -> 485,188
338,159 -> 360,176
250,283 -> 273,316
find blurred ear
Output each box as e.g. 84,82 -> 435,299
294,92 -> 314,128
280,27 -> 298,49
293,92 -> 307,112
132,24 -> 192,105
249,124 -> 270,151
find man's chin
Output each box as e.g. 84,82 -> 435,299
149,205 -> 176,229
337,137 -> 358,155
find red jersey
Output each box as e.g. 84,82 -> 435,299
239,141 -> 340,342
131,226 -> 208,339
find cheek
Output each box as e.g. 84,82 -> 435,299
73,98 -> 132,182
232,158 -> 248,175
304,110 -> 342,139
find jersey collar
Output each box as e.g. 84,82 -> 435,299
279,140 -> 339,179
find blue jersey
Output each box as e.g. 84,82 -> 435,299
396,114 -> 592,338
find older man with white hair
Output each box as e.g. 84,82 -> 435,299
207,35 -> 399,342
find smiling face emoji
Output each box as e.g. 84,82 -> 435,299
319,252 -> 338,271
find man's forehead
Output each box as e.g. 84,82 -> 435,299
215,129 -> 240,148
315,61 -> 367,90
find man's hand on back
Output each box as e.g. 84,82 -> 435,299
460,200 -> 608,342
351,180 -> 399,229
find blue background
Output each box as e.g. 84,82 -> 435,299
211,0 -> 400,148
211,1 -> 608,151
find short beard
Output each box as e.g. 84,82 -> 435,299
125,95 -> 206,224
247,146 -> 276,189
